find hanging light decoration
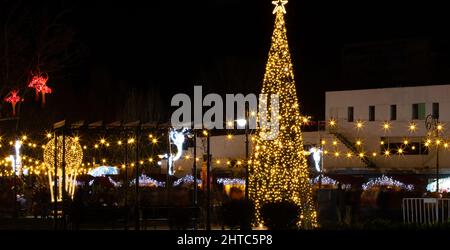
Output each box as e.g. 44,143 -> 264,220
28,71 -> 52,106
4,90 -> 24,116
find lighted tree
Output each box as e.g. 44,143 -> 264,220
249,0 -> 317,228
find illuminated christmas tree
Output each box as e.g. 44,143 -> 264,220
249,0 -> 317,228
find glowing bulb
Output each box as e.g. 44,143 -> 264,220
403,140 -> 408,145
334,152 -> 340,157
383,122 -> 391,130
128,138 -> 135,144
436,140 -> 441,145
398,148 -> 404,154
359,153 -> 364,158
444,143 -> 449,148
152,138 -> 158,144
372,152 -> 377,157
332,141 -> 337,146
202,130 -> 208,136
356,140 -> 362,146
22,135 -> 27,141
227,134 -> 233,140
236,119 -> 247,128
346,153 -> 352,158
94,144 -> 99,149
356,121 -> 363,129
380,141 -> 385,145
329,119 -> 336,126
321,140 -> 326,145
100,139 -> 106,144
118,141 -> 122,145
437,124 -> 443,131
409,123 -> 417,132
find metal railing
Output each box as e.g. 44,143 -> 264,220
402,198 -> 450,224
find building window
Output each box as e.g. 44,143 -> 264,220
412,103 -> 425,120
433,103 -> 439,119
390,105 -> 397,121
369,106 -> 375,121
348,107 -> 354,122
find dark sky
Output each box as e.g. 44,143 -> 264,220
3,0 -> 450,130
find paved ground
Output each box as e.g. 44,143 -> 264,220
0,217 -> 232,230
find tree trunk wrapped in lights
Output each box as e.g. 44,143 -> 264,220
43,136 -> 83,202
249,0 -> 317,229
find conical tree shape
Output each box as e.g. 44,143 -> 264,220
249,2 -> 317,229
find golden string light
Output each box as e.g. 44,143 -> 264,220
409,122 -> 417,132
356,121 -> 364,129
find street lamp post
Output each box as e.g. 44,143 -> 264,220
192,130 -> 198,206
425,115 -> 440,193
236,111 -> 250,201
244,113 -> 249,202
205,130 -> 211,230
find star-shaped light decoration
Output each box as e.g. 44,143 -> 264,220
272,0 -> 288,14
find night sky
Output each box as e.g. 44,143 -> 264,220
1,0 -> 449,131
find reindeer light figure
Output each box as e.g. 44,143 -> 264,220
167,128 -> 188,175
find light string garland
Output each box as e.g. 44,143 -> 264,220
362,175 -> 414,191
1,119 -> 450,175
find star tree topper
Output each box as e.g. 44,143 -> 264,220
272,0 -> 288,14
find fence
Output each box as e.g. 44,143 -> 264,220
402,198 -> 450,224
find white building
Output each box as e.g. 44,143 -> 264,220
312,84 -> 450,177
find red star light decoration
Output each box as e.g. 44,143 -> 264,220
28,72 -> 52,106
4,90 -> 24,116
